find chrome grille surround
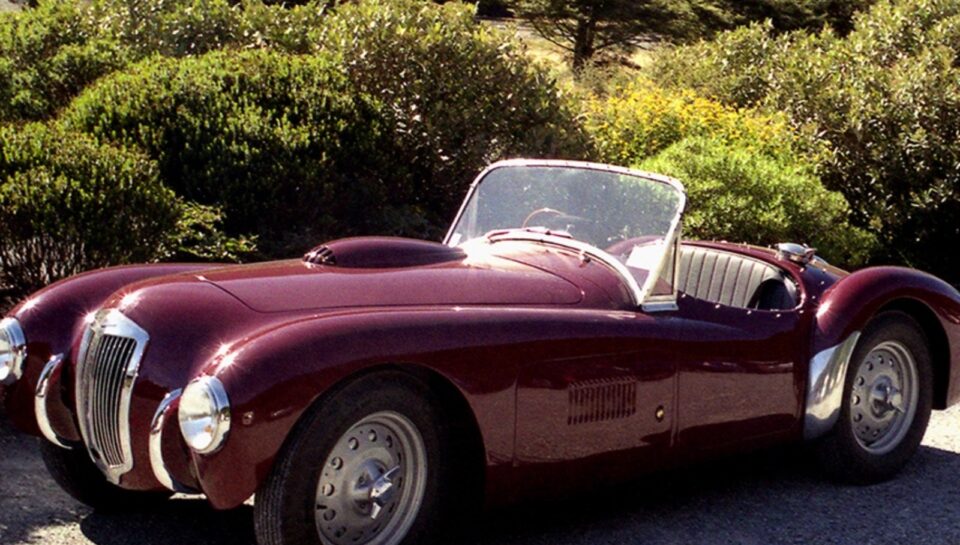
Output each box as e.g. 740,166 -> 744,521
75,309 -> 149,484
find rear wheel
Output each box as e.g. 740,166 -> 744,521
815,311 -> 933,484
254,372 -> 459,545
39,440 -> 172,511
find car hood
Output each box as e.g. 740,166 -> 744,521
198,255 -> 583,313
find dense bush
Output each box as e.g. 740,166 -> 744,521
63,49 -> 387,257
312,0 -> 590,236
640,137 -> 874,264
651,0 -> 960,283
0,2 -> 129,122
0,0 -> 331,122
586,81 -> 872,265
0,124 -> 180,298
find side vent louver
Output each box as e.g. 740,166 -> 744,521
567,378 -> 638,425
303,246 -> 336,266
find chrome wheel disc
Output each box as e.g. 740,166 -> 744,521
315,411 -> 427,545
849,341 -> 919,455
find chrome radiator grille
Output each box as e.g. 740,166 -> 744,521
76,309 -> 149,483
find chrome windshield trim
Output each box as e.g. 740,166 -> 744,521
444,159 -> 687,308
34,354 -> 74,449
444,160 -> 687,244
150,389 -> 199,494
804,332 -> 862,440
483,231 -> 643,306
75,309 -> 149,485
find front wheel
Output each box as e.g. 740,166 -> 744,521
815,311 -> 933,484
254,373 -> 456,545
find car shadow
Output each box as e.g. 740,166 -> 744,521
71,444 -> 960,545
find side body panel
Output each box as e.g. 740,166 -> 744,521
674,297 -> 809,452
191,308 -> 681,509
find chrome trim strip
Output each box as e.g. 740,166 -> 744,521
34,354 -> 73,449
150,389 -> 199,494
640,300 -> 679,313
483,232 -> 644,306
75,309 -> 149,485
804,332 -> 862,440
0,317 -> 27,386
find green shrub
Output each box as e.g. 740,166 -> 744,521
652,0 -> 960,283
640,137 -> 874,265
585,80 -> 871,265
63,49 -> 388,257
0,123 -> 181,298
94,0 -> 331,57
0,2 -> 130,122
0,0 -> 332,122
312,0 -> 591,236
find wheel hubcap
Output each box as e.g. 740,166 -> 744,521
849,340 -> 918,455
315,411 -> 427,545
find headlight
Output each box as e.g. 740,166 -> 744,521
178,376 -> 231,454
0,318 -> 26,386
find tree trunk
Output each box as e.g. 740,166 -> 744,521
572,15 -> 597,74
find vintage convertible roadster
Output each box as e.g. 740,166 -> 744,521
2,160 -> 960,545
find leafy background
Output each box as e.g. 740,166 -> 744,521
1,0 -> 955,308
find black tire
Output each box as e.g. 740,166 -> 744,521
254,372 -> 461,545
39,440 -> 172,511
815,311 -> 933,484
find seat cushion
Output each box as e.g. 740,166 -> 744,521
678,245 -> 795,310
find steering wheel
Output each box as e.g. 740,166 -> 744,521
521,207 -> 568,229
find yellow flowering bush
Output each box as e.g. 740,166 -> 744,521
585,79 -> 813,165
585,80 -> 874,266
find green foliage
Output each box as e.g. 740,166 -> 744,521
0,1 -> 130,122
640,137 -> 874,265
652,0 -> 960,283
0,0 -> 332,122
63,49 -> 387,257
0,123 -> 180,297
586,80 -> 872,265
313,0 -> 591,236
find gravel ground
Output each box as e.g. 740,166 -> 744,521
3,405 -> 960,545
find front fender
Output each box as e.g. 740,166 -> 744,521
3,263 -> 221,435
804,266 -> 960,439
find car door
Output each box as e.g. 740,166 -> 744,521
673,289 -> 808,454
512,310 -> 682,498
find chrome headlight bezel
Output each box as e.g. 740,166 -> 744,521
178,375 -> 231,454
0,317 -> 27,386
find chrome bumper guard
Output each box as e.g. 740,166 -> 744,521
150,389 -> 199,494
34,354 -> 74,449
804,332 -> 862,440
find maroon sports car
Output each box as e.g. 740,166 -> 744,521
2,159 -> 960,545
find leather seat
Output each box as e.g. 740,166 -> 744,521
678,245 -> 797,310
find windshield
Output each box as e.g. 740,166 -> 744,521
446,162 -> 686,304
